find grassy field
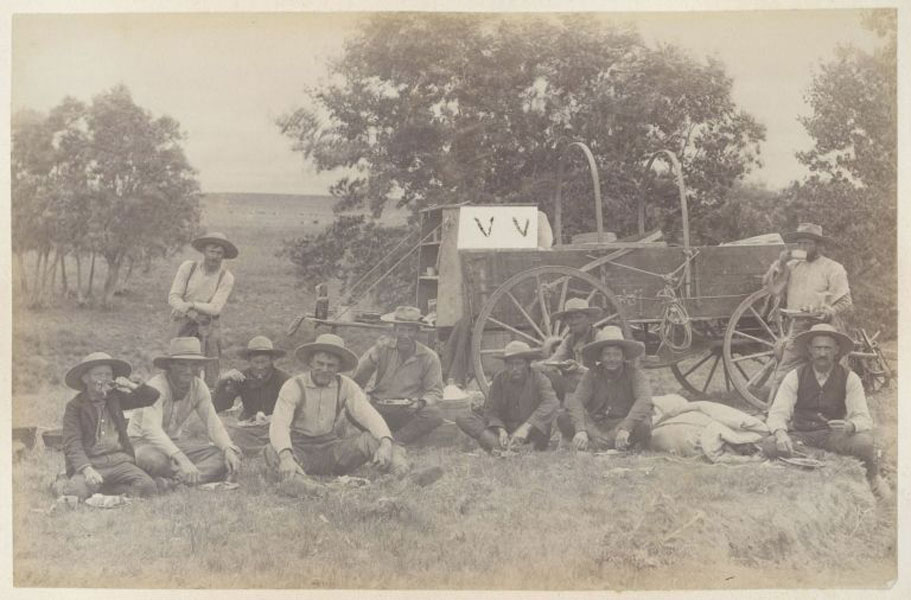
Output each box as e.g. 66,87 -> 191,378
9,193 -> 898,590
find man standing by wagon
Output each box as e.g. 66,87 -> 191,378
456,341 -> 559,453
557,326 -> 653,452
265,333 -> 409,495
168,231 -> 238,388
764,223 -> 853,395
213,335 -> 291,455
353,306 -> 444,445
56,352 -> 162,500
129,337 -> 242,486
760,324 -> 888,499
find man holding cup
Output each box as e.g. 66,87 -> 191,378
764,223 -> 853,395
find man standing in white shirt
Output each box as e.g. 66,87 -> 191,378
168,232 -> 238,388
760,324 -> 887,499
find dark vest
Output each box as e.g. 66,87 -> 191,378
793,364 -> 848,427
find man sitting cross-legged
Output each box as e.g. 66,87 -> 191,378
213,335 -> 290,455
128,337 -> 242,486
760,323 -> 889,500
57,352 -> 162,500
557,326 -> 653,452
264,333 -> 413,496
456,341 -> 559,453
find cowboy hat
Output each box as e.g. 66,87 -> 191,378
153,337 -> 217,369
239,335 -> 286,359
295,333 -> 359,372
581,326 -> 645,367
65,352 -> 132,391
496,340 -> 543,361
793,323 -> 853,358
191,232 -> 239,259
552,298 -> 603,321
380,305 -> 430,326
783,223 -> 830,245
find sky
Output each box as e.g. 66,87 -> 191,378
10,8 -> 884,196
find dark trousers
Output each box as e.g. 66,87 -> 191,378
133,438 -> 227,484
556,413 -> 652,451
371,401 -> 444,445
759,429 -> 878,479
60,452 -> 158,500
174,316 -> 221,389
263,431 -> 379,476
455,411 -> 550,451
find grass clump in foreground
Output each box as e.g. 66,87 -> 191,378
12,434 -> 895,590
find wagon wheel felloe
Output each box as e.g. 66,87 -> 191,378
723,289 -> 787,410
470,266 -> 630,397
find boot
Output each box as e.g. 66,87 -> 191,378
870,474 -> 891,502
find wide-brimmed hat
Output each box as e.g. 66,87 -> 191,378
191,232 -> 239,259
496,340 -> 543,361
65,352 -> 132,390
783,223 -> 830,245
295,333 -> 359,372
552,298 -> 603,321
239,335 -> 286,359
153,337 -> 217,369
380,305 -> 430,326
581,326 -> 645,367
793,324 -> 853,358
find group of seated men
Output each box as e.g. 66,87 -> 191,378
57,299 -> 889,501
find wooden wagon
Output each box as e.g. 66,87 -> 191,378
298,143 -> 892,409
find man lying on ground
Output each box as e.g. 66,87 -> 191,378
557,326 -> 652,452
213,335 -> 290,455
456,341 -> 558,453
353,306 -> 444,445
57,352 -> 162,500
128,337 -> 242,486
760,323 -> 889,500
265,333 -> 419,496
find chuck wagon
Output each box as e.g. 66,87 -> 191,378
297,143 -> 891,410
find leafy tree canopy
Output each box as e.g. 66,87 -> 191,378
279,14 -> 766,244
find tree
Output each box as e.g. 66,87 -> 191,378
11,85 -> 201,308
787,9 -> 896,333
279,14 -> 765,247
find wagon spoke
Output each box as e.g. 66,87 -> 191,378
745,359 -> 775,388
681,350 -> 715,378
487,316 -> 543,346
723,361 -> 731,392
748,306 -> 779,341
733,329 -> 775,348
558,278 -> 569,313
535,275 -> 553,337
506,291 -> 546,340
731,349 -> 774,364
594,312 -> 620,328
701,355 -> 721,393
480,348 -> 502,355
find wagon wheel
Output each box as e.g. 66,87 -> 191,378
470,265 -> 629,397
669,322 -> 734,399
851,328 -> 893,393
723,288 -> 788,410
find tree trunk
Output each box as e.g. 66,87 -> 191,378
116,254 -> 135,295
59,249 -> 69,297
87,251 -> 97,298
74,252 -> 86,306
29,250 -> 44,307
15,251 -> 29,295
47,249 -> 60,304
101,255 -> 122,308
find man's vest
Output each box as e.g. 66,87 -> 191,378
792,364 -> 848,430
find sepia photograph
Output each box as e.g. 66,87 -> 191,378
3,0 -> 907,596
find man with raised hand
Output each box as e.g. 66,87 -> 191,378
213,335 -> 290,455
557,326 -> 653,452
353,306 -> 444,445
168,231 -> 238,388
57,352 -> 161,500
265,333 -> 411,496
128,337 -> 242,486
764,223 -> 853,395
761,324 -> 888,500
456,341 -> 559,454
